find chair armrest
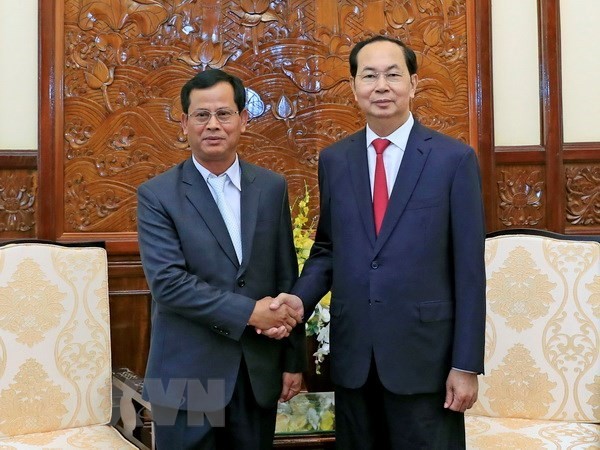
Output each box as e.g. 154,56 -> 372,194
112,368 -> 154,450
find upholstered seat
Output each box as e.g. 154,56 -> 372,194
0,243 -> 136,449
466,232 -> 600,449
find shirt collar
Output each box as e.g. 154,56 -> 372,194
366,112 -> 414,151
192,154 -> 242,191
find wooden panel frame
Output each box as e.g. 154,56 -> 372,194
38,0 -> 139,254
38,0 -> 61,243
487,0 -> 600,233
39,0 -> 486,249
0,149 -> 37,169
471,0 -> 495,231
539,0 -> 564,231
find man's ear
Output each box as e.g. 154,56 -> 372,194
350,77 -> 358,101
240,109 -> 249,132
181,112 -> 189,135
409,74 -> 419,98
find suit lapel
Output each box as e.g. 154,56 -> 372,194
347,130 -> 377,249
182,158 -> 240,267
374,121 -> 432,254
239,161 -> 260,274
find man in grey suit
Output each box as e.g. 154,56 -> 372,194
271,36 -> 486,449
137,69 -> 306,450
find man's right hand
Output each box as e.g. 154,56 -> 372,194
248,296 -> 302,336
255,293 -> 304,339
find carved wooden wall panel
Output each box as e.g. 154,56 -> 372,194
0,169 -> 37,239
566,164 -> 600,231
61,0 -> 472,236
496,165 -> 545,229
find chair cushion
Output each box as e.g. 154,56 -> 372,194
466,415 -> 600,449
0,425 -> 137,449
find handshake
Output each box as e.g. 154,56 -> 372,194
248,293 -> 304,340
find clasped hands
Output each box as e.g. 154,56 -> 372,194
248,293 -> 304,339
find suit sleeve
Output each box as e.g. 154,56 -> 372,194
449,148 -> 487,374
277,180 -> 308,373
137,182 -> 256,342
291,157 -> 334,318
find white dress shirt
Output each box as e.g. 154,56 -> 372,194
366,112 -> 415,199
192,155 -> 242,226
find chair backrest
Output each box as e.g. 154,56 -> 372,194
0,242 -> 112,437
469,233 -> 600,422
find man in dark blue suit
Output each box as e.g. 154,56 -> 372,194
137,69 -> 306,449
272,36 -> 486,449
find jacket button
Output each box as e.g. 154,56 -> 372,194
237,279 -> 246,287
371,261 -> 379,269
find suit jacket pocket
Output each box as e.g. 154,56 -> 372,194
419,301 -> 454,322
405,196 -> 441,210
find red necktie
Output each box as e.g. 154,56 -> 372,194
372,138 -> 391,235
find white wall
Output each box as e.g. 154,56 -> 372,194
491,0 -> 541,146
492,0 -> 600,146
560,0 -> 600,143
0,1 -> 38,150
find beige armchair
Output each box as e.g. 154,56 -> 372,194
466,232 -> 600,449
0,242 -> 137,449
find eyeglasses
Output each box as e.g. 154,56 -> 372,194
187,109 -> 239,124
357,72 -> 405,84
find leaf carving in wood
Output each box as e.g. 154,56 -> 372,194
78,0 -> 169,34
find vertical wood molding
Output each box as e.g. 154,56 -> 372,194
38,0 -> 59,240
472,0 -> 496,231
539,0 -> 564,231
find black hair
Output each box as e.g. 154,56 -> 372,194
180,69 -> 246,113
349,36 -> 418,77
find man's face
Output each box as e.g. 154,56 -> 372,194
351,40 -> 418,134
181,81 -> 248,174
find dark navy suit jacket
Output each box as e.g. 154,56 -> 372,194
293,121 -> 486,394
137,157 -> 306,411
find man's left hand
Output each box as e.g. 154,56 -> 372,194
444,369 -> 478,412
279,372 -> 303,402
256,293 -> 304,339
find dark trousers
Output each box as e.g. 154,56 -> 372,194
152,359 -> 277,450
334,360 -> 465,450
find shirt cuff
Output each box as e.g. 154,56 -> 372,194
452,367 -> 477,374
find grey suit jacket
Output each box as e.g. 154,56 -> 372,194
137,157 -> 306,411
293,121 -> 486,394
